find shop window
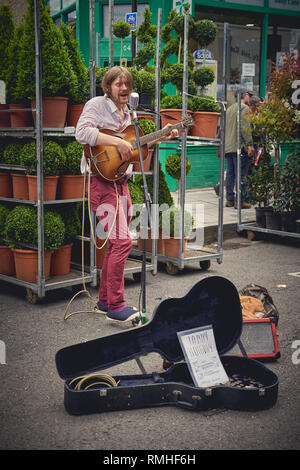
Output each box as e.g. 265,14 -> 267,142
102,3 -> 148,38
62,0 -> 75,8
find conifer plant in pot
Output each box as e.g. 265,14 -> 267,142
0,4 -> 15,127
0,204 -> 15,275
59,22 -> 90,127
60,140 -> 84,199
5,206 -> 65,282
20,139 -> 66,201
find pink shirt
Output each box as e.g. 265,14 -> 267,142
75,95 -> 131,173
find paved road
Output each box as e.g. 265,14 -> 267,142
0,234 -> 300,451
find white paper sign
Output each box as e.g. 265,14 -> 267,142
177,325 -> 229,388
242,63 -> 255,77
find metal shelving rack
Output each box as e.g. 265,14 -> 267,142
0,0 -> 97,302
235,94 -> 300,241
150,17 -> 228,275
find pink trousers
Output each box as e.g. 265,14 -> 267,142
88,176 -> 132,310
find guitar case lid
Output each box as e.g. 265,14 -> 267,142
56,276 -> 242,381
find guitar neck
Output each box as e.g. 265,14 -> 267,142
139,121 -> 184,146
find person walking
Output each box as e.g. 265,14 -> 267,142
75,66 -> 178,324
225,88 -> 254,209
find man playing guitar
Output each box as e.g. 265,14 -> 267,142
75,66 -> 179,325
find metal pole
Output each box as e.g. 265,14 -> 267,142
108,0 -> 114,68
217,22 -> 228,259
179,10 -> 189,270
34,0 -> 44,298
131,0 -> 137,63
152,8 -> 162,275
89,0 -> 96,98
237,91 -> 242,225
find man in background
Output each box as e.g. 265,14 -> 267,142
224,88 -> 254,209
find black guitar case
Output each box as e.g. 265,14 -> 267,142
55,276 -> 278,415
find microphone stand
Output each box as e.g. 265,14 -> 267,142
131,107 -> 152,326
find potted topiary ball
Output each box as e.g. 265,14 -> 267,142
3,142 -> 29,200
60,140 -> 84,199
20,139 -> 66,201
0,204 -> 15,275
165,152 -> 192,203
5,205 -> 65,282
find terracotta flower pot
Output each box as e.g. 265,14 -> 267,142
0,246 -> 15,275
11,173 -> 29,200
96,237 -> 107,269
59,174 -> 84,199
51,243 -> 73,276
137,229 -> 164,254
164,237 -> 188,258
191,112 -> 220,138
67,104 -> 84,128
12,249 -> 52,283
133,149 -> 154,173
9,104 -> 31,128
27,175 -> 59,201
31,97 -> 69,128
0,172 -> 12,197
160,109 -> 192,136
0,104 -> 10,128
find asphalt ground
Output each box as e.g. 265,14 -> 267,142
0,233 -> 300,455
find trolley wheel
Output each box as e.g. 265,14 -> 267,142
166,261 -> 179,275
25,288 -> 39,304
200,260 -> 211,271
132,272 -> 141,282
247,230 -> 256,241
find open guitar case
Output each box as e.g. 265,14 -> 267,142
55,276 -> 278,415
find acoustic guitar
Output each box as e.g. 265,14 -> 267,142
84,117 -> 193,181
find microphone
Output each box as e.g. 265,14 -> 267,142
129,92 -> 139,120
129,92 -> 139,109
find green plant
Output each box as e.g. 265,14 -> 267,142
0,4 -> 15,83
134,8 -> 156,70
138,70 -> 155,95
128,179 -> 144,227
5,205 -> 65,251
5,21 -> 24,104
113,20 -> 131,64
20,139 -> 66,176
15,0 -> 77,101
63,140 -> 83,175
159,206 -> 193,238
138,118 -> 156,136
165,153 -> 191,180
193,67 -> 215,92
193,19 -> 217,51
3,142 -> 23,165
273,151 -> 300,213
0,204 -> 10,244
189,95 -> 220,112
134,161 -> 174,208
160,94 -> 193,110
59,22 -> 89,104
95,66 -> 109,95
